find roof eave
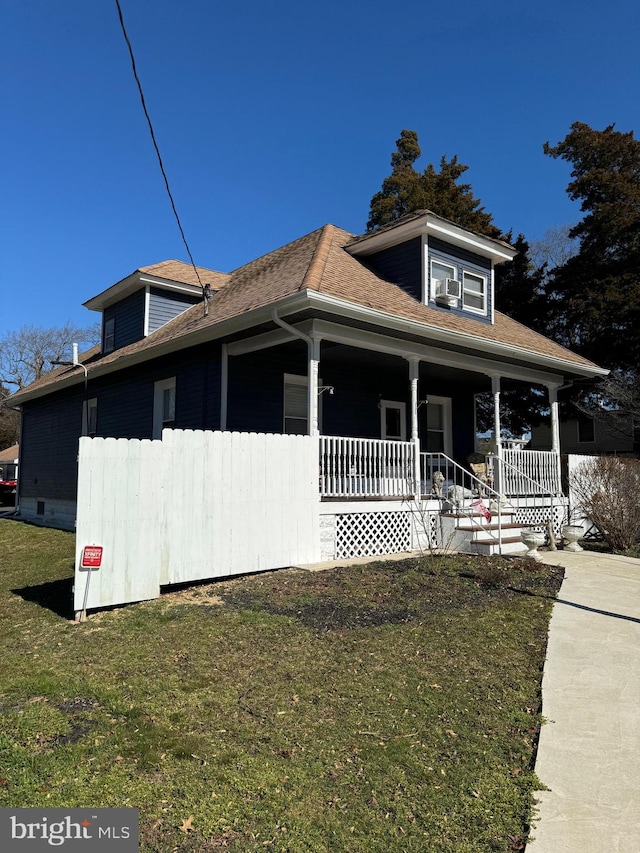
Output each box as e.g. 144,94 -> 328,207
83,271 -> 203,312
347,211 -> 516,264
303,291 -> 608,380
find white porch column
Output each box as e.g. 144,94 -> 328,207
548,383 -> 562,493
491,374 -> 502,493
308,337 -> 320,437
408,357 -> 421,499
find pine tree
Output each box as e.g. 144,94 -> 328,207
367,130 -> 501,237
543,122 -> 640,370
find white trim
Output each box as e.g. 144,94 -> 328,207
11,289 -> 607,406
143,285 -> 150,337
153,377 -> 176,440
84,271 -> 205,312
284,373 -> 309,435
347,211 -> 516,264
430,258 -> 457,304
301,319 -> 566,386
462,269 -> 488,316
380,400 -> 407,441
424,395 -> 452,456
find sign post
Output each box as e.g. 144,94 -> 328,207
76,546 -> 103,622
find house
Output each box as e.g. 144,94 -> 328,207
0,443 -> 18,506
9,211 -> 607,557
531,411 -> 639,457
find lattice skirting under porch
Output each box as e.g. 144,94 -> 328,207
335,511 -> 412,559
513,503 -> 568,538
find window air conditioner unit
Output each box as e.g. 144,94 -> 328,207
434,277 -> 461,306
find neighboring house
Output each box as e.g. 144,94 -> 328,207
0,443 -> 19,505
9,210 -> 606,530
531,412 -> 639,456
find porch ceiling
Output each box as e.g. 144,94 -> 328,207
320,342 -> 490,388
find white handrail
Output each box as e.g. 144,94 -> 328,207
320,435 -> 414,498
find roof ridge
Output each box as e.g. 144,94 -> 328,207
299,225 -> 337,292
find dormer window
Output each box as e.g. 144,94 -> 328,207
431,260 -> 459,306
104,318 -> 115,353
462,271 -> 487,314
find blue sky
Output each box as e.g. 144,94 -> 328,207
2,0 -> 639,339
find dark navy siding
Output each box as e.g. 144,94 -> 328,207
427,237 -> 493,325
103,290 -> 145,351
148,287 -> 201,334
19,343 -> 223,504
362,237 -> 422,301
227,342 -> 307,433
20,390 -> 84,502
429,237 -> 491,270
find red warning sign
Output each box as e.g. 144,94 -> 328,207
81,546 -> 103,568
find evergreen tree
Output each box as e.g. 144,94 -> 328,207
543,122 -> 640,370
367,130 -> 501,237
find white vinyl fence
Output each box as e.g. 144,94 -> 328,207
74,430 -> 320,614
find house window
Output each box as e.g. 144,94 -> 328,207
424,396 -> 452,455
431,260 -> 457,301
577,416 -> 595,444
82,397 -> 98,436
104,318 -> 115,353
153,377 -> 176,439
380,400 -> 407,441
284,374 -> 308,435
462,271 -> 487,313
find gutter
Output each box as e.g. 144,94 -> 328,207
9,288 -> 607,407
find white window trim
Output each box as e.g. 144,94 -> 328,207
425,395 -> 452,455
283,373 -> 325,435
380,399 -> 407,441
430,259 -> 457,302
153,377 -> 176,440
462,270 -> 488,316
82,397 -> 98,437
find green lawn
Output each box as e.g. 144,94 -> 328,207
0,519 -> 562,852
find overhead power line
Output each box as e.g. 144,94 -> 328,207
114,0 -> 204,288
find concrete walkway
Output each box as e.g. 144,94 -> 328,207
526,550 -> 640,852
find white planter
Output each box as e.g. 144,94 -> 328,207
562,524 -> 584,553
521,528 -> 545,562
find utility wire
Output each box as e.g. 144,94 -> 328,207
114,0 -> 204,288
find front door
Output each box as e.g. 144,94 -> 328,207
380,400 -> 407,441
424,396 -> 452,455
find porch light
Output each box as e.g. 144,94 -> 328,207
318,385 -> 334,396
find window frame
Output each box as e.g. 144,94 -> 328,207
462,270 -> 488,315
430,259 -> 457,302
283,373 -> 309,435
380,399 -> 407,441
153,377 -> 176,439
104,317 -> 115,353
82,397 -> 98,437
577,416 -> 596,444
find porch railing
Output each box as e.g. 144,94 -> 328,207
500,449 -> 561,496
319,436 -> 414,498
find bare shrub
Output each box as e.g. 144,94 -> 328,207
570,456 -> 640,552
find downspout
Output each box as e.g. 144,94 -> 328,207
271,309 -> 320,436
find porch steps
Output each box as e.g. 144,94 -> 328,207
440,509 -> 529,557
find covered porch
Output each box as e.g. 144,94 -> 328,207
223,315 -> 567,506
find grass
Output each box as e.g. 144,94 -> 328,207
0,519 -> 563,852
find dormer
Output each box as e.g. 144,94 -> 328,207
346,211 -> 516,324
83,261 -> 229,354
